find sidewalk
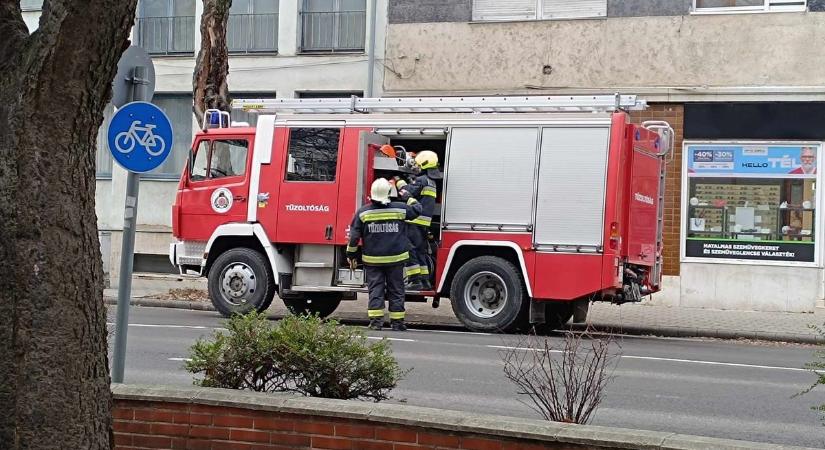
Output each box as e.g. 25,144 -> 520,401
105,274 -> 825,344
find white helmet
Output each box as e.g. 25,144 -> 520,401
370,178 -> 393,205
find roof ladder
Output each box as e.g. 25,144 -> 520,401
231,94 -> 647,115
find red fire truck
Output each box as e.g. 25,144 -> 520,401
169,95 -> 673,332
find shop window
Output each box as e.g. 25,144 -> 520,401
472,0 -> 607,22
684,143 -> 819,264
285,128 -> 341,182
693,0 -> 806,13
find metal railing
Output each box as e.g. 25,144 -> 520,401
136,16 -> 196,55
228,13 -> 279,53
300,10 -> 366,53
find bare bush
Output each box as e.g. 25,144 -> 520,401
500,330 -> 619,424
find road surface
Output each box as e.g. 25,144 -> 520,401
108,306 -> 825,448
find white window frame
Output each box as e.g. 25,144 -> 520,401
692,0 -> 807,15
472,0 -> 607,23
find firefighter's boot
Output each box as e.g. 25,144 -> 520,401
368,318 -> 384,331
390,319 -> 407,332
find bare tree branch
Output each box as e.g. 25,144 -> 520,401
501,330 -> 619,425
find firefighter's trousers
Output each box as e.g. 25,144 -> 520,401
404,225 -> 430,281
366,263 -> 405,320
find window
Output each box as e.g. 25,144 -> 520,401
300,0 -> 366,52
190,140 -> 209,181
296,91 -> 363,99
137,0 -> 196,55
228,0 -> 279,53
472,0 -> 607,22
693,0 -> 806,13
96,104 -> 114,178
684,143 -> 819,264
149,94 -> 193,178
285,128 -> 341,182
20,0 -> 43,11
190,139 -> 249,181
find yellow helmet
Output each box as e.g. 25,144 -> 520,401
414,150 -> 438,170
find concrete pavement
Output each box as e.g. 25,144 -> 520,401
105,273 -> 825,343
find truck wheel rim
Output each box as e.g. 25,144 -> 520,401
220,262 -> 257,306
464,271 -> 508,319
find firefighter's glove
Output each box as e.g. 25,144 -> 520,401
347,258 -> 358,270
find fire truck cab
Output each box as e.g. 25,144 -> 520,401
170,95 -> 673,332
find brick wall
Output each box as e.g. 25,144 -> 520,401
111,385 -> 782,450
113,400 -> 592,450
629,104 -> 684,276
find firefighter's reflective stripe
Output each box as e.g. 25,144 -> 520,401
405,265 -> 421,277
368,309 -> 385,318
407,216 -> 432,227
422,186 -> 437,198
362,252 -> 409,264
346,245 -> 359,253
419,266 -> 430,276
360,211 -> 407,222
389,311 -> 405,320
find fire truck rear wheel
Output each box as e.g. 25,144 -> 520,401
450,256 -> 528,333
207,248 -> 276,317
283,293 -> 342,318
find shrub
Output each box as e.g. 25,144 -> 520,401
500,329 -> 619,424
186,312 -> 407,401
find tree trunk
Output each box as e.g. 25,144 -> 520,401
0,1 -> 137,448
193,0 -> 233,128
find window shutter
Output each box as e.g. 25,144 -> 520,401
472,0 -> 537,21
541,0 -> 606,19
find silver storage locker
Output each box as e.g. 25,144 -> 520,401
443,127 -> 539,230
534,126 -> 610,250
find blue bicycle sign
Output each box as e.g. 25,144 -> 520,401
108,101 -> 173,173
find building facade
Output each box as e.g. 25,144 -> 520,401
384,0 -> 825,312
21,0 -> 388,281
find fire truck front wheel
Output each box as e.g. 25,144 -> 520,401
207,248 -> 276,317
450,256 -> 528,332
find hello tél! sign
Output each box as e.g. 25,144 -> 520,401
687,144 -> 817,178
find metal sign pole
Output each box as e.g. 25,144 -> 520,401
111,66 -> 148,384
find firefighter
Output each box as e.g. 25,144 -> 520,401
347,178 -> 422,331
398,150 -> 441,291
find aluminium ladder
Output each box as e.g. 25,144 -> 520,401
231,94 -> 647,115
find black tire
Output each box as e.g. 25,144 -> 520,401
207,248 -> 276,317
283,292 -> 342,318
532,301 -> 574,335
450,256 -> 528,332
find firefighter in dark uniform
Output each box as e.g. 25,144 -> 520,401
347,178 -> 422,331
397,150 -> 440,291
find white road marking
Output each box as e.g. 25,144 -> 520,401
409,328 -> 493,336
367,336 -> 417,342
168,357 -> 192,362
486,345 -> 810,373
621,355 -> 811,373
106,322 -> 213,330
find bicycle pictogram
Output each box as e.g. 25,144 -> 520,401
114,120 -> 167,156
